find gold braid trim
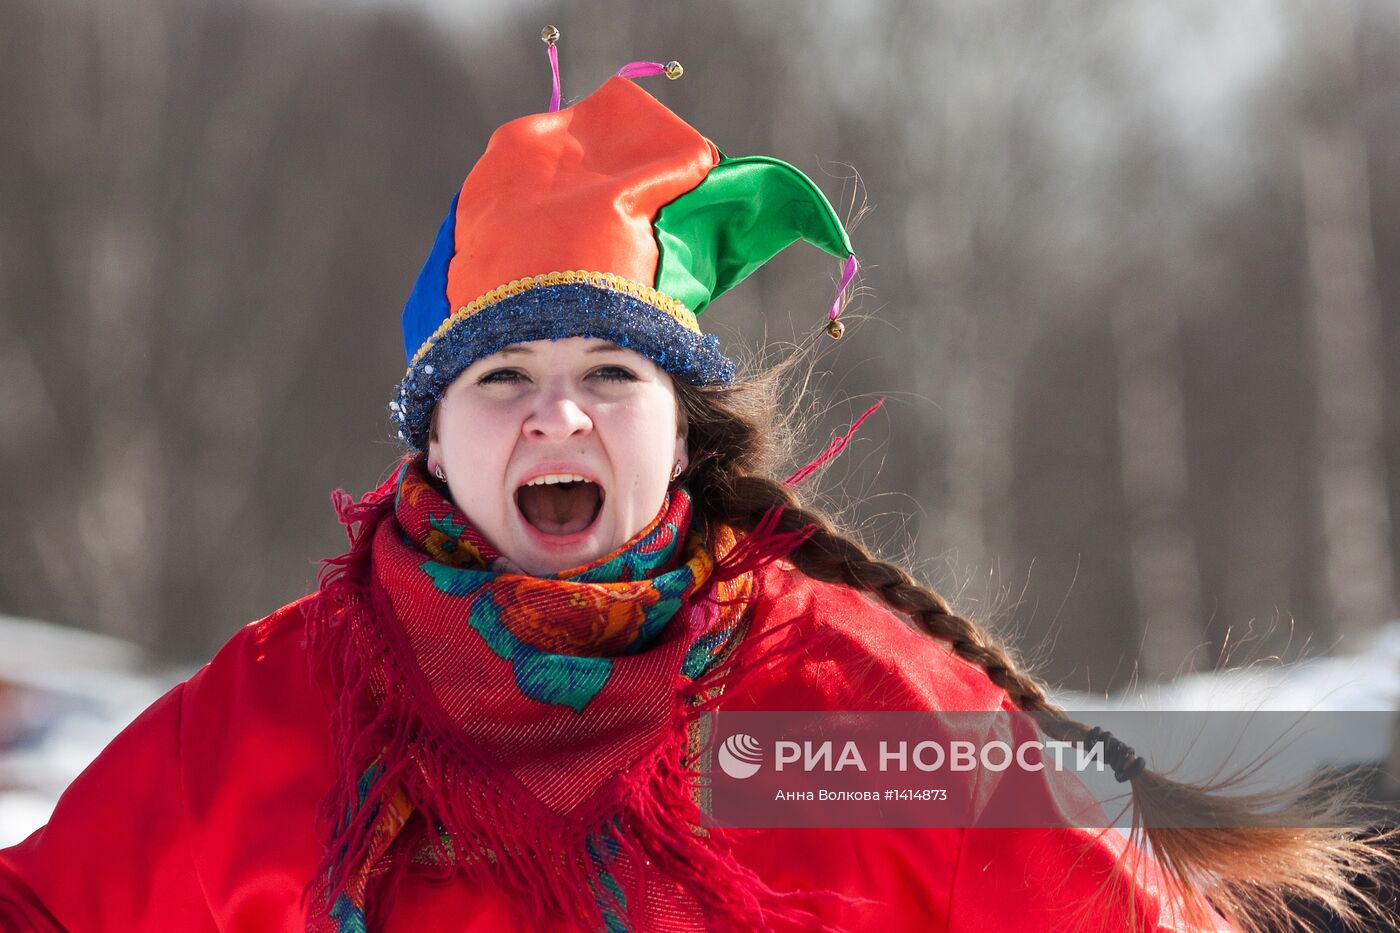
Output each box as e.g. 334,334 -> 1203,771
407,270 -> 700,371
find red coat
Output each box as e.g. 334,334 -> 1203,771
0,561 -> 1213,931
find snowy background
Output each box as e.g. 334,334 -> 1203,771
0,615 -> 184,846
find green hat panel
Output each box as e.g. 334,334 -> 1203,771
653,155 -> 855,317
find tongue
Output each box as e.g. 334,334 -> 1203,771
517,481 -> 602,536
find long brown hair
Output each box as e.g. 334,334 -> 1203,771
675,339 -> 1397,932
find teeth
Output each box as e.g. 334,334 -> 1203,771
524,473 -> 589,486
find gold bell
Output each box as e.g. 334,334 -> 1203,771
826,319 -> 845,339
663,61 -> 684,80
541,25 -> 560,46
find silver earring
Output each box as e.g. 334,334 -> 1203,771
435,465 -> 446,481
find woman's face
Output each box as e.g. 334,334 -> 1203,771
427,337 -> 688,576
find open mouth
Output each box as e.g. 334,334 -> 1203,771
515,475 -> 605,537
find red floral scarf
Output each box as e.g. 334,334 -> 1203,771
303,457 -> 832,931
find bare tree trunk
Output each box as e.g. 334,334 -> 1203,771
1299,2 -> 1397,643
908,4 -> 1031,609
72,0 -> 171,644
1111,290 -> 1206,679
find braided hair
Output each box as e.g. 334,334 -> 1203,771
675,343 -> 1396,933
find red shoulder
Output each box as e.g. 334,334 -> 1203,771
0,595 -> 326,931
176,593 -> 334,901
182,594 -> 319,710
717,561 -> 1013,713
179,592 -> 333,802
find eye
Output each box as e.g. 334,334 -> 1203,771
592,366 -> 636,383
477,368 -> 525,385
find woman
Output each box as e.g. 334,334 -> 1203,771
0,32 -> 1387,933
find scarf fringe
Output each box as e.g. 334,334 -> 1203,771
783,398 -> 885,488
711,505 -> 817,584
684,611 -> 836,714
303,481 -> 858,931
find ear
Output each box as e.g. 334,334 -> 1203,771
673,393 -> 689,472
673,432 -> 689,473
426,405 -> 442,472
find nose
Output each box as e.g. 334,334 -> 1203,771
523,386 -> 593,440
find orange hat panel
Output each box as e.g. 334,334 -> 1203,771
446,77 -> 720,311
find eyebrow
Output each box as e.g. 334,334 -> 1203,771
492,344 -> 625,357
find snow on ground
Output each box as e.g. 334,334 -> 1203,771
1053,623 -> 1400,713
1052,623 -> 1400,806
0,614 -> 183,847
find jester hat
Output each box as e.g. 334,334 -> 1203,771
390,34 -> 858,451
